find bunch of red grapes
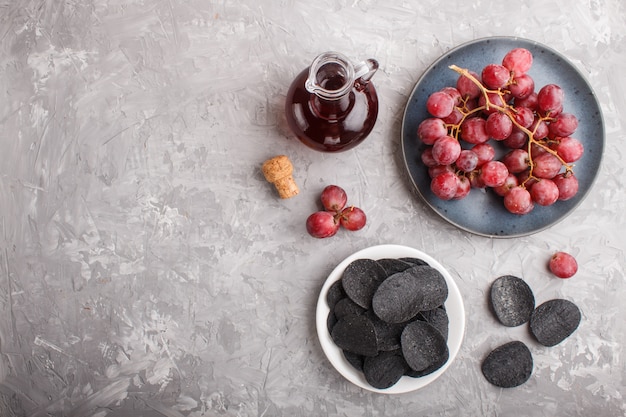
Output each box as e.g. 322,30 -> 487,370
418,48 -> 583,214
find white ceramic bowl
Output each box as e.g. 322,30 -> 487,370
316,244 -> 465,394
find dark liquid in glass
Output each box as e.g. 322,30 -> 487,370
285,67 -> 378,152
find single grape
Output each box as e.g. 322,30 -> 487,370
501,149 -> 530,174
461,117 -> 490,144
418,118 -> 448,145
320,185 -> 347,212
432,135 -> 462,165
426,91 -> 455,118
504,186 -> 534,215
537,84 -> 564,116
471,143 -> 496,166
530,179 -> 559,206
468,170 -> 486,188
486,112 -> 513,140
456,70 -> 481,99
455,149 -> 479,172
549,251 -> 578,278
339,206 -> 366,231
553,172 -> 579,200
517,169 -> 538,191
482,64 -> 510,89
533,153 -> 562,179
553,136 -> 584,163
549,113 -> 579,137
431,171 -> 459,200
510,106 -> 534,128
502,48 -> 533,75
306,211 -> 340,238
479,160 -> 509,187
508,74 -> 535,99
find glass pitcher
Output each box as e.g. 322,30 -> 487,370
285,52 -> 379,152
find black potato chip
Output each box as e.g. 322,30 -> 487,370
490,275 -> 535,327
419,307 -> 449,341
376,258 -> 414,276
530,299 -> 581,347
366,310 -> 405,352
342,259 -> 388,309
326,279 -> 346,310
363,350 -> 409,389
373,265 -> 448,323
331,313 -> 378,357
404,344 -> 449,378
482,341 -> 533,388
343,350 -> 365,372
400,257 -> 429,266
333,297 -> 366,319
401,320 -> 449,372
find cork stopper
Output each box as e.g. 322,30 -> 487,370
262,155 -> 299,199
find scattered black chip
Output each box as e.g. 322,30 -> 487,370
401,320 -> 449,372
363,350 -> 410,389
326,279 -> 346,310
341,259 -> 388,309
376,258 -> 414,276
490,275 -> 535,327
481,341 -> 533,388
331,313 -> 378,357
372,265 -> 448,323
343,350 -> 365,372
530,299 -> 581,347
366,310 -> 405,352
419,307 -> 449,341
333,297 -> 366,319
327,310 -> 337,334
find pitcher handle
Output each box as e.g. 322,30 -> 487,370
354,58 -> 379,84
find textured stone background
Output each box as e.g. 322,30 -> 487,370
0,0 -> 624,416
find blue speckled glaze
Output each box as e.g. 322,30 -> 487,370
401,36 -> 605,238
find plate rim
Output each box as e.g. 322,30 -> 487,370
315,244 -> 466,394
400,35 -> 605,238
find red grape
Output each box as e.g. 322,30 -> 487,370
455,149 -> 479,172
418,118 -> 448,145
421,147 -> 438,167
537,84 -> 564,116
320,185 -> 347,212
514,92 -> 538,110
501,149 -> 530,174
472,143 -> 496,166
510,106 -> 534,128
306,211 -> 340,238
454,176 -> 471,199
549,113 -> 579,137
457,70 -> 481,99
486,112 -> 513,140
431,171 -> 459,200
502,127 -> 528,149
549,251 -> 578,278
428,164 -> 453,179
441,86 -> 462,105
426,91 -> 455,118
432,135 -> 461,165
502,48 -> 533,75
530,117 -> 549,140
553,136 -> 584,163
482,64 -> 510,89
461,117 -> 490,144
530,179 -> 559,206
339,206 -> 366,231
492,173 -> 518,197
479,92 -> 507,114
553,172 -> 579,200
533,153 -> 562,179
479,160 -> 509,187
504,186 -> 534,215
508,74 -> 535,99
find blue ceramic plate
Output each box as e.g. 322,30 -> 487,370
401,37 -> 604,237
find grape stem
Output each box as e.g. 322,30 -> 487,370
448,64 -> 574,186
